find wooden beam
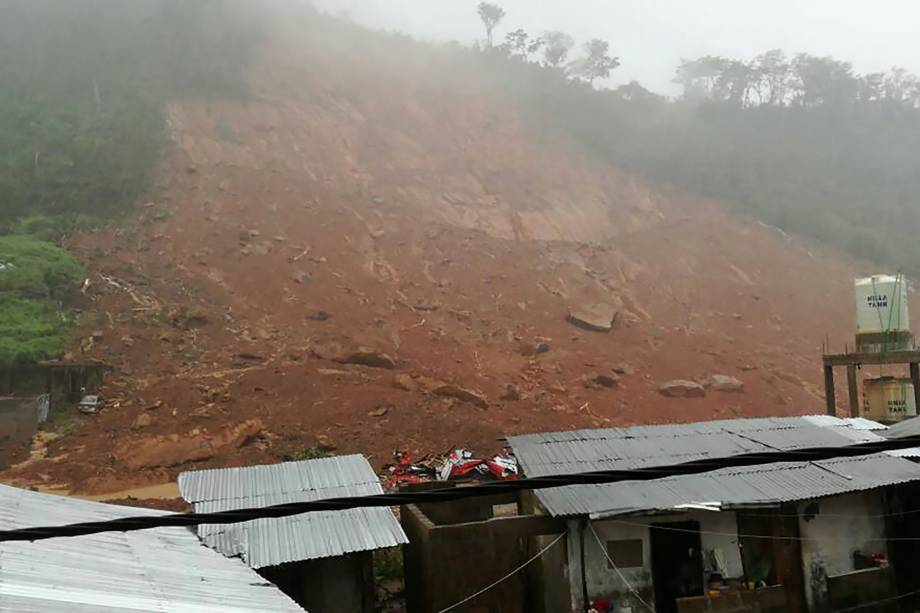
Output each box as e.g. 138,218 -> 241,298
824,365 -> 836,416
846,363 -> 859,417
823,351 -> 920,367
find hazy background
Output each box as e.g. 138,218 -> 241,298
313,0 -> 920,94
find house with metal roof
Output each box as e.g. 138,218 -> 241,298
178,454 -> 408,613
507,415 -> 920,613
0,483 -> 304,612
402,415 -> 920,613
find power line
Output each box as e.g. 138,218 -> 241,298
437,531 -> 566,613
4,434 -> 920,543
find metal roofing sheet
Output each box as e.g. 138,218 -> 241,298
178,454 -> 408,568
536,453 -> 920,517
0,484 -> 304,612
883,415 -> 920,439
509,415 -> 886,478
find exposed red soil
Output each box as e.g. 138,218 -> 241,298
2,18 -> 907,494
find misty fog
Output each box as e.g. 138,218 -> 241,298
315,0 -> 920,94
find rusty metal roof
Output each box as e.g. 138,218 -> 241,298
0,484 -> 304,612
178,455 -> 407,569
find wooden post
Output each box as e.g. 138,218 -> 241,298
824,365 -> 836,416
911,363 -> 920,416
846,363 -> 859,417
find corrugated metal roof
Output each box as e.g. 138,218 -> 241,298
509,415 -> 887,478
508,415 -> 912,518
0,484 -> 304,612
883,415 -> 920,439
537,453 -> 920,518
178,455 -> 407,569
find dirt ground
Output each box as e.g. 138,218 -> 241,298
1,21 -> 902,496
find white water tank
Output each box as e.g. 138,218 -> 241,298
863,377 -> 917,422
855,274 -> 910,334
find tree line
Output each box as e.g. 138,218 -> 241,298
473,2 -> 920,274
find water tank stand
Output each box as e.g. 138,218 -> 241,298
822,350 -> 920,418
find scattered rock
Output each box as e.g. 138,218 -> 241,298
235,352 -> 266,362
393,374 -> 418,392
548,383 -> 567,394
338,349 -> 397,369
500,384 -> 521,401
294,271 -> 312,284
535,341 -> 551,354
567,303 -> 617,332
316,434 -> 337,452
612,364 -> 634,375
738,364 -> 758,372
658,380 -> 706,398
706,374 -> 745,392
91,330 -> 105,341
368,404 -> 392,417
773,394 -> 788,406
307,310 -> 332,321
114,419 -> 263,469
120,335 -> 135,347
584,372 -> 620,389
432,384 -> 488,408
131,413 -> 152,430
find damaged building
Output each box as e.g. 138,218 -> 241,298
404,415 -> 920,613
178,454 -> 408,613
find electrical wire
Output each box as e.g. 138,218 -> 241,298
588,521 -> 654,612
5,434 -> 920,543
436,530 -> 566,613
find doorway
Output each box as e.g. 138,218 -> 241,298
650,521 -> 704,613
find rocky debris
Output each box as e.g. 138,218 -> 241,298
773,394 -> 788,406
706,374 -> 745,392
307,310 -> 332,321
91,330 -> 105,341
311,338 -> 397,369
294,271 -> 312,284
114,419 -> 263,469
500,384 -> 521,401
567,303 -> 617,332
738,364 -> 758,372
584,372 -> 620,389
316,434 -> 337,452
519,340 -> 551,356
393,373 -> 418,392
338,349 -> 397,369
432,383 -> 488,408
658,380 -> 706,398
131,413 -> 152,430
170,306 -> 210,330
368,404 -> 392,417
612,364 -> 634,375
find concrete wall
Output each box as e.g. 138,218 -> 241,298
798,492 -> 888,612
258,553 -> 374,613
567,512 -> 744,611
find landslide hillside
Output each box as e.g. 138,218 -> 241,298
3,11 -> 894,494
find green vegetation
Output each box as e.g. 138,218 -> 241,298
0,236 -> 83,365
282,446 -> 335,462
0,1 -> 264,366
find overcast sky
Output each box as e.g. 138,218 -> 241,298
312,0 -> 919,94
